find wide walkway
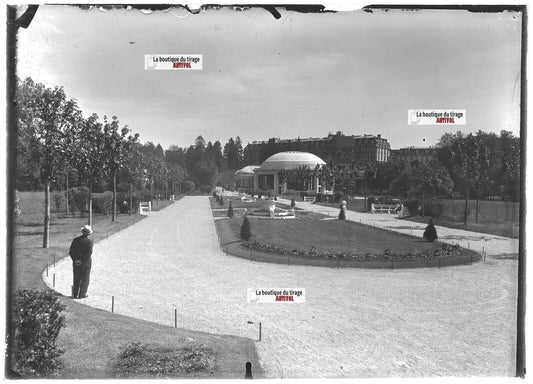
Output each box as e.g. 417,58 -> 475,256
277,198 -> 519,257
44,196 -> 518,378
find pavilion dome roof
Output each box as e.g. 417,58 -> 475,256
258,151 -> 326,171
235,165 -> 260,175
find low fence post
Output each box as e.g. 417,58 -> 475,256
53,273 -> 55,288
259,322 -> 262,341
111,296 -> 115,313
175,309 -> 177,328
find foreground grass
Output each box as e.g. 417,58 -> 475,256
10,192 -> 262,378
113,342 -> 215,378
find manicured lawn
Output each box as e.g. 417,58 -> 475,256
230,217 -> 441,254
9,191 -> 262,378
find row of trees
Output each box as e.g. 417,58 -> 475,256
273,130 -> 520,225
15,77 -> 250,247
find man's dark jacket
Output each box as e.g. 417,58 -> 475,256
69,235 -> 93,267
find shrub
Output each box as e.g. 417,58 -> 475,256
11,289 -> 66,377
117,192 -> 139,213
424,199 -> 444,218
240,217 -> 252,241
92,191 -> 114,215
367,196 -> 376,206
338,207 -> 346,220
218,196 -> 224,207
71,186 -> 90,213
423,221 -> 438,242
198,185 -> 212,194
52,192 -> 64,212
138,188 -> 151,202
290,199 -> 296,208
181,180 -> 195,194
404,199 -> 419,216
227,201 -> 234,218
333,191 -> 345,203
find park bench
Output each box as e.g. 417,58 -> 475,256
303,196 -> 316,203
370,203 -> 398,214
139,201 -> 152,215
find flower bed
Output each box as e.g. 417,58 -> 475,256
240,241 -> 464,262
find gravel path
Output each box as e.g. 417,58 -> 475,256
44,196 -> 518,378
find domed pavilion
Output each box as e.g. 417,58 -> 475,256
253,151 -> 326,195
235,165 -> 260,189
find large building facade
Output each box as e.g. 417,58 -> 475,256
243,131 -> 390,167
389,147 -> 438,164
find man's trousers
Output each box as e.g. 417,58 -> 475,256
72,264 -> 91,298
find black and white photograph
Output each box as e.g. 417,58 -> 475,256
6,3 -> 525,379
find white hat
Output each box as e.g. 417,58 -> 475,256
81,225 -> 93,234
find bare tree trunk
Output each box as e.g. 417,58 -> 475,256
88,179 -> 93,227
463,184 -> 470,226
65,171 -> 69,214
476,197 -> 479,224
112,172 -> 117,222
421,188 -> 425,218
43,181 -> 50,248
129,181 -> 133,213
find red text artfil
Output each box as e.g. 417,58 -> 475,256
436,117 -> 455,123
173,62 -> 192,68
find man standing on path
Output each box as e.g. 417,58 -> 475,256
69,225 -> 94,299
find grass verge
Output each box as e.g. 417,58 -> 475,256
10,192 -> 263,378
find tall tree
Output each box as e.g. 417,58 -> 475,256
103,116 -> 138,221
212,140 -> 226,171
499,130 -> 520,201
315,162 -> 344,196
121,141 -> 145,212
16,77 -> 81,247
75,114 -> 107,226
235,136 -> 244,168
447,133 -> 490,225
412,160 -> 454,217
224,137 -> 237,170
355,161 -> 377,211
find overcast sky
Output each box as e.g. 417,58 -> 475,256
16,5 -> 522,151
